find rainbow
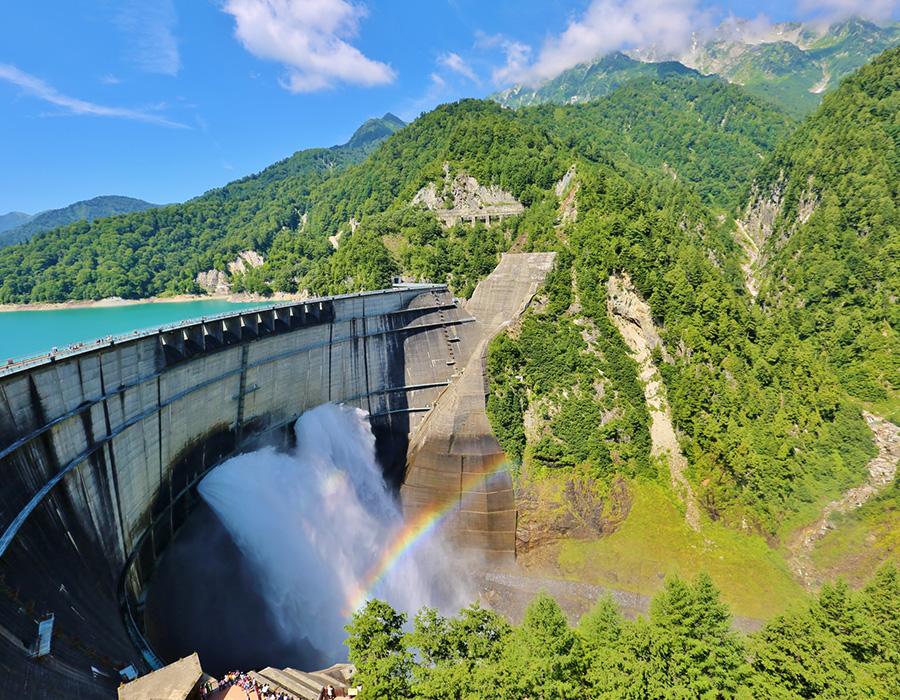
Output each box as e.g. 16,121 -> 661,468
343,455 -> 510,615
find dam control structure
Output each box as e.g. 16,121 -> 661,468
0,253 -> 553,699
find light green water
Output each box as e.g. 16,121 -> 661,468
0,300 -> 276,361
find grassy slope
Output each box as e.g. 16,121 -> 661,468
525,480 -> 807,620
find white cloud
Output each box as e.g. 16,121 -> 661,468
0,64 -> 188,128
492,0 -> 702,86
222,0 -> 395,92
797,0 -> 899,23
115,0 -> 181,76
437,52 -> 480,84
477,33 -> 533,86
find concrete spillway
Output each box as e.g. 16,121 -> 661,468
402,253 -> 556,560
0,254 -> 553,699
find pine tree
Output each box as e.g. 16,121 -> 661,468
497,591 -> 582,699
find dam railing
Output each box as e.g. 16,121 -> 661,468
0,284 -> 448,378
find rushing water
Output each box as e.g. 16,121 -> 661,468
195,403 -> 471,666
0,300 -> 274,361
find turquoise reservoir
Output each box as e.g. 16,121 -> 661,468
0,300 -> 275,361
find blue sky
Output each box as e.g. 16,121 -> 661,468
1,0 -> 896,214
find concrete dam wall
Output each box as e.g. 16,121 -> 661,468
0,253 -> 553,699
0,286 -> 471,699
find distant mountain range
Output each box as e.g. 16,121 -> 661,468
493,52 -> 700,108
0,195 -> 159,248
494,17 -> 900,116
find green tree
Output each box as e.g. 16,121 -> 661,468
494,592 -> 581,699
344,599 -> 413,700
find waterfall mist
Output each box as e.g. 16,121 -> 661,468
196,403 -> 473,665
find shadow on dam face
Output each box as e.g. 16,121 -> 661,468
145,500 -> 328,677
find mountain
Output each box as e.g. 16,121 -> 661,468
493,51 -> 699,108
494,17 -> 899,117
741,46 -> 899,406
344,112 -> 406,150
669,17 -> 900,116
0,211 -> 32,234
520,74 -> 795,209
0,195 -> 159,248
0,113 -> 405,301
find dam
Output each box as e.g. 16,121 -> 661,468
0,253 -> 553,699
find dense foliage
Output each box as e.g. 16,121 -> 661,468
488,155 -> 875,531
521,75 -> 796,209
345,564 -> 900,699
752,47 -> 899,407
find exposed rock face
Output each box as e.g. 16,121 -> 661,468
516,475 -> 632,553
195,269 -> 230,295
737,173 -> 818,298
196,250 -> 265,294
787,412 -> 900,588
555,165 -> 578,224
412,168 -> 524,227
227,250 -> 265,276
736,176 -> 784,297
607,273 -> 700,531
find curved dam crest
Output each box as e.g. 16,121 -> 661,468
0,253 -> 553,699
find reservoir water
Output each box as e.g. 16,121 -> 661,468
0,299 -> 275,361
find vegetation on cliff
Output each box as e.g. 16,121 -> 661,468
750,47 -> 899,408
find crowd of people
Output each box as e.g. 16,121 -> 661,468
199,669 -> 343,700
199,670 -> 300,700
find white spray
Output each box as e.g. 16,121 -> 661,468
198,403 -> 470,662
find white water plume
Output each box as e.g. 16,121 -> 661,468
198,403 -> 471,662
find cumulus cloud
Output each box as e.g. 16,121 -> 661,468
797,0 -> 899,23
491,0 -> 703,86
437,52 -> 480,84
115,0 -> 181,76
222,0 -> 395,92
0,64 -> 187,128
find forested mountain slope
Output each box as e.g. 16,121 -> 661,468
0,113 -> 404,301
0,211 -> 32,234
0,78 -> 791,303
0,195 -> 158,248
520,75 -> 795,209
674,17 -> 900,117
745,46 -> 899,408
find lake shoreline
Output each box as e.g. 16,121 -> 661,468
0,292 -> 308,313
